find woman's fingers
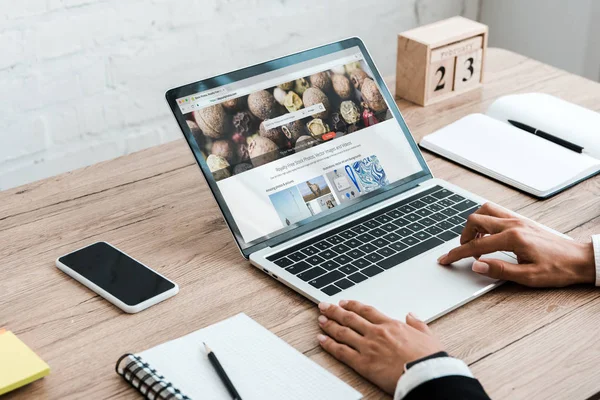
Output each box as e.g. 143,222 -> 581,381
472,258 -> 536,285
476,202 -> 513,219
317,334 -> 361,366
405,313 -> 431,334
338,300 -> 389,324
460,213 -> 513,245
319,302 -> 371,334
318,315 -> 365,350
439,231 -> 512,265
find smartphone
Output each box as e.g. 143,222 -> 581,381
56,242 -> 178,313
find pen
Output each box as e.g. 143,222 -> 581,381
507,119 -> 584,153
203,342 -> 242,400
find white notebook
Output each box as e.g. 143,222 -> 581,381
420,93 -> 600,198
115,313 -> 362,400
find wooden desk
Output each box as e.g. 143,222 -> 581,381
1,48 -> 599,399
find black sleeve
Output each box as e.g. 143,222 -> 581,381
402,353 -> 490,400
403,375 -> 490,400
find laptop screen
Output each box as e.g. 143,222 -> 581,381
168,40 -> 429,253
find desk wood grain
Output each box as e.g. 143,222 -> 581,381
1,48 -> 599,400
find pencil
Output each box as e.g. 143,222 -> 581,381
203,342 -> 242,400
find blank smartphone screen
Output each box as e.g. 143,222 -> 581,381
59,242 -> 175,306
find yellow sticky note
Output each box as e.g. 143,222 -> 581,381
0,331 -> 50,395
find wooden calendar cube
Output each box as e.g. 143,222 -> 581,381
395,16 -> 488,106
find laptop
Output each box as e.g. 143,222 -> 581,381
165,37 -> 515,322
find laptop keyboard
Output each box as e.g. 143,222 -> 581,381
267,186 -> 480,296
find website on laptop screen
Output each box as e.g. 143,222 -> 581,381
176,47 -> 423,245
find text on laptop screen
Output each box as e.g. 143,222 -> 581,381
176,47 -> 423,246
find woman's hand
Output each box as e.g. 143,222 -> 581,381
317,300 -> 443,394
438,202 -> 595,287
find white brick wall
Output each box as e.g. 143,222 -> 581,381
0,0 -> 478,190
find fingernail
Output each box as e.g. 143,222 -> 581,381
339,300 -> 348,307
317,334 -> 327,343
409,312 -> 420,320
437,254 -> 447,264
318,315 -> 328,325
472,260 -> 489,274
319,302 -> 331,311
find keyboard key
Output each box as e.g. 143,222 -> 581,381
451,225 -> 464,235
309,270 -> 344,288
397,205 -> 416,213
396,227 -> 413,237
431,188 -> 452,199
430,212 -> 446,222
369,227 -> 387,237
348,272 -> 368,283
407,222 -> 425,232
346,238 -> 362,248
459,206 -> 480,219
413,231 -> 431,241
405,213 -> 421,222
377,237 -> 444,270
401,236 -> 419,246
357,233 -> 376,243
306,255 -> 325,265
453,199 -> 478,211
419,217 -> 436,226
347,249 -> 366,259
351,258 -> 371,269
438,230 -> 459,241
339,265 -> 359,275
288,252 -> 307,262
351,225 -> 369,234
319,249 -> 336,259
320,260 -> 341,271
389,241 -> 408,252
409,199 -> 427,209
286,261 -> 311,275
374,214 -> 393,224
322,285 -> 341,295
372,238 -> 390,248
387,209 -> 404,219
333,254 -> 352,265
393,218 -> 410,227
380,223 -> 397,232
449,194 -> 465,203
335,278 -> 355,290
363,219 -> 381,229
421,195 -> 437,204
297,266 -> 327,281
301,246 -> 318,256
274,257 -> 293,268
427,203 -> 444,212
439,199 -> 454,208
447,216 -> 463,225
362,265 -> 385,277
332,243 -> 351,254
383,232 -> 401,242
327,235 -> 344,245
359,243 -> 377,253
339,230 -> 356,240
364,252 -> 384,263
425,226 -> 443,235
415,208 -> 432,217
436,220 -> 454,231
377,246 -> 396,258
441,208 -> 456,217
313,241 -> 330,251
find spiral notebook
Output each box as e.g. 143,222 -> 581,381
420,93 -> 600,198
115,313 -> 362,400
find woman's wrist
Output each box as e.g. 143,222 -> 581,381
573,241 -> 596,285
